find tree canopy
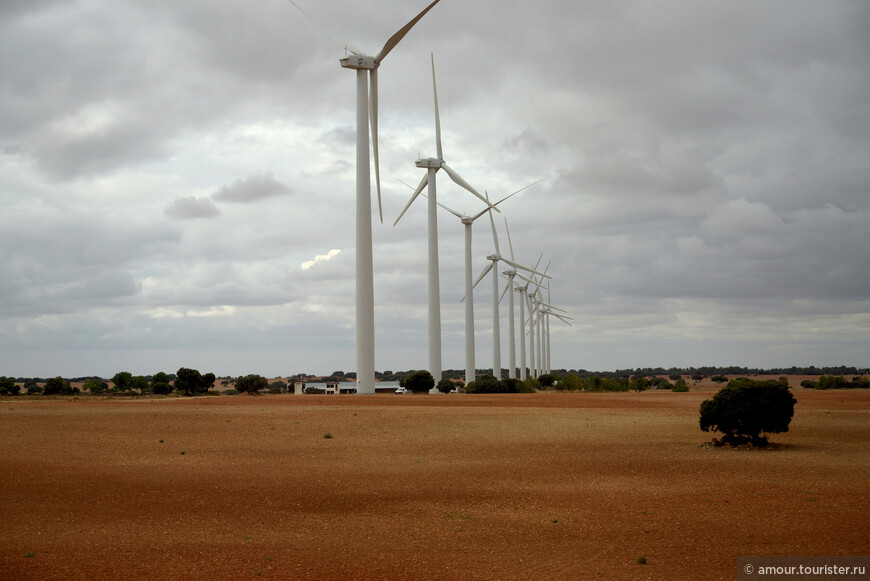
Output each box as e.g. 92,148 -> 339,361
174,368 -> 215,396
404,370 -> 435,393
700,378 -> 796,446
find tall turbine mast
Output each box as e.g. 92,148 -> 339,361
286,0 -> 441,393
430,185 -> 532,386
394,54 -> 491,387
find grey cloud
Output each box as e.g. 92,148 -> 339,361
212,173 -> 292,203
164,197 -> 220,219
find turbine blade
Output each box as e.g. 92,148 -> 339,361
369,69 -> 382,223
472,262 -> 493,290
552,313 -> 573,326
375,0 -> 441,63
441,163 -> 489,206
431,53 -> 443,161
435,199 -> 464,219
492,178 -> 542,208
285,0 -> 363,55
393,173 -> 429,226
502,257 -> 550,278
488,203 -> 501,256
504,217 -> 515,260
514,271 -> 536,285
498,279 -> 510,304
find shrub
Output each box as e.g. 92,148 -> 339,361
82,379 -> 107,395
711,375 -> 729,383
671,379 -> 689,392
25,382 -> 42,395
236,374 -> 268,395
304,386 -> 325,394
175,368 -> 215,396
152,382 -> 173,395
700,379 -> 796,446
556,373 -> 582,391
43,377 -> 78,396
519,377 -> 540,393
466,374 -> 505,394
538,374 -> 556,389
405,370 -> 435,394
268,381 -> 287,394
631,377 -> 649,393
436,378 -> 455,394
0,377 -> 20,396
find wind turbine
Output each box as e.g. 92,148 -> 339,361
472,208 -> 550,379
393,53 -> 492,386
430,184 -> 535,386
523,267 -> 571,376
286,0 -> 441,393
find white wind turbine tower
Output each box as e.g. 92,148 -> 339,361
524,268 -> 571,376
394,53 -> 492,386
501,218 -> 536,380
540,279 -> 572,374
473,208 -> 550,379
286,0 -> 441,393
431,184 -> 534,386
521,260 -> 549,378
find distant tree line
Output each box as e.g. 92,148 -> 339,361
3,365 -> 867,398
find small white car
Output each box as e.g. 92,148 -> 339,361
395,387 -> 407,394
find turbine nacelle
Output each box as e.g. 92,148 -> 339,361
339,54 -> 378,70
415,157 -> 443,169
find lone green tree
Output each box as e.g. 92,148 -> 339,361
43,377 -> 77,396
111,371 -> 133,393
436,378 -> 455,393
151,372 -> 172,395
700,378 -> 797,446
235,374 -> 268,394
174,368 -> 215,396
404,370 -> 435,394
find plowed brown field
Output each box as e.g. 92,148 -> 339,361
2,386 -> 868,580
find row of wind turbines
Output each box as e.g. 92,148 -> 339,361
286,0 -> 571,393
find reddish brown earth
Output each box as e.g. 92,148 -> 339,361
1,386 -> 868,580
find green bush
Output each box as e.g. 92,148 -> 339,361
556,374 -> 582,391
405,370 -> 435,393
519,377 -> 540,393
236,374 -> 268,395
466,374 -> 505,394
175,368 -> 216,396
43,377 -> 78,396
538,374 -> 556,389
436,378 -> 455,393
152,382 -> 173,395
671,379 -> 689,392
700,379 -> 796,446
268,381 -> 287,394
0,377 -> 20,396
82,379 -> 107,395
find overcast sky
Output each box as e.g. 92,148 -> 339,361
2,0 -> 868,379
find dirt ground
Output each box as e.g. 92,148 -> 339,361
1,383 -> 868,580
